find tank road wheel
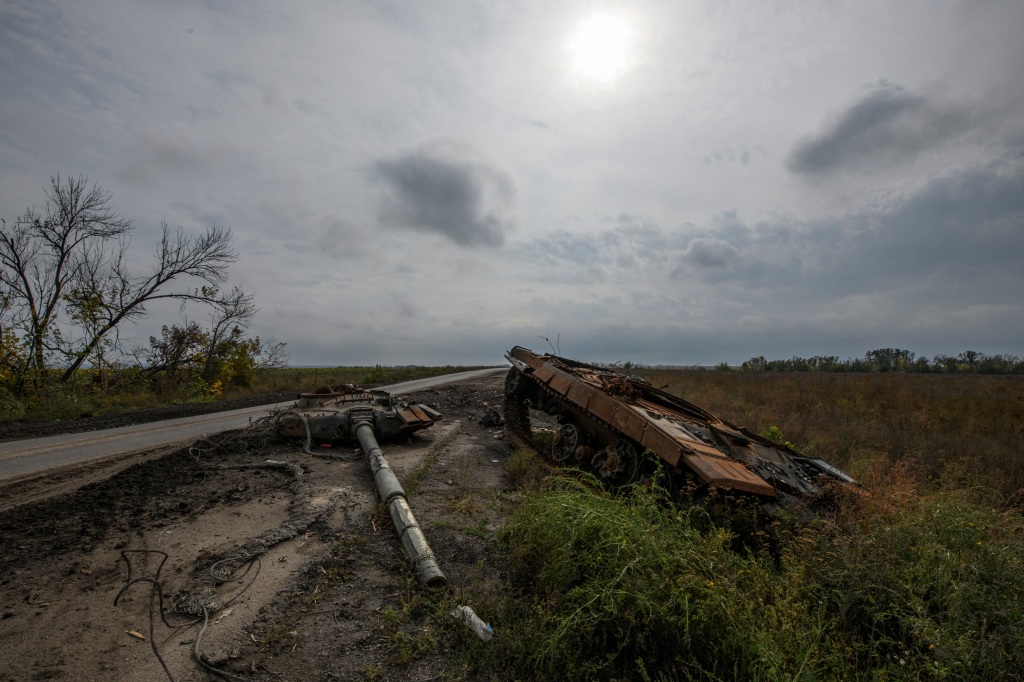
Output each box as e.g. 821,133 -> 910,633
591,439 -> 641,488
551,423 -> 581,463
638,455 -> 679,498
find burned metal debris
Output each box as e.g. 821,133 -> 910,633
277,385 -> 447,588
277,385 -> 442,445
504,346 -> 857,501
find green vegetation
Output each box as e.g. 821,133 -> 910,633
0,364 -> 493,423
449,370 -> 1024,681
0,173 -> 291,415
475,472 -> 1024,680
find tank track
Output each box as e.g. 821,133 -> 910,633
503,367 -> 650,485
503,369 -> 534,450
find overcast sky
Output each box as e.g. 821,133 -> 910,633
2,0 -> 1022,366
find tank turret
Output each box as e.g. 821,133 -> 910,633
278,385 -> 442,444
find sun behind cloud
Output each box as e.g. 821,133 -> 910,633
566,12 -> 635,84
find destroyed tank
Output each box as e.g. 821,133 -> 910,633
278,385 -> 442,444
504,346 -> 856,501
277,385 -> 448,588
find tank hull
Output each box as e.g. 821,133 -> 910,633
504,346 -> 856,499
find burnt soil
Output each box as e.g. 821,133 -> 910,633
0,373 -> 528,681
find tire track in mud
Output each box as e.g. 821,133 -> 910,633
0,445 -> 182,514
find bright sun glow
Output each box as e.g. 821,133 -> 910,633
567,13 -> 634,84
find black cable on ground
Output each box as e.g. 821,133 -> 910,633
192,607 -> 251,682
115,551 -> 198,682
115,549 -> 260,682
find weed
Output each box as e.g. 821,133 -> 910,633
381,605 -> 401,627
504,447 -> 542,489
463,520 -> 492,541
444,494 -> 483,517
463,467 -> 1024,681
389,629 -> 438,666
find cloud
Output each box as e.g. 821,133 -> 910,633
671,158 -> 1024,304
517,230 -> 601,266
840,158 -> 1024,284
702,144 -> 761,167
374,142 -> 517,248
313,218 -> 365,260
677,237 -> 740,269
788,81 -> 973,175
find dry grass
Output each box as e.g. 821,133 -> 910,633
641,370 -> 1024,496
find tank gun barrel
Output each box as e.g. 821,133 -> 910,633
354,421 -> 447,589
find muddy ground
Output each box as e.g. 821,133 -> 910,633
0,373 -> 531,681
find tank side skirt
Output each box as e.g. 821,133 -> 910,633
510,364 -> 776,496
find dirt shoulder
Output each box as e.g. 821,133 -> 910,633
0,373 -> 521,681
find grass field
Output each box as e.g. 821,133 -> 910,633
465,370 -> 1024,681
639,370 -> 1024,495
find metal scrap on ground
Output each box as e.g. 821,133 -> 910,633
276,385 -> 447,588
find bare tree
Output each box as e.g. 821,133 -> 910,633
0,174 -> 241,390
57,221 -> 238,382
254,337 -> 289,372
0,175 -> 131,391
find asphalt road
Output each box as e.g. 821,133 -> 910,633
0,367 -> 508,481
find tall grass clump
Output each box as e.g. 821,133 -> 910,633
492,476 -> 841,681
789,462 -> 1024,680
477,467 -> 1024,681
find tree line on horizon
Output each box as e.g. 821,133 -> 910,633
733,347 -> 1024,374
606,348 -> 1024,375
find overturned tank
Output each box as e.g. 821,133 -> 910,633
278,385 -> 442,444
504,346 -> 856,501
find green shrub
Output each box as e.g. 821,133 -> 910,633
25,385 -> 99,420
491,477 -> 839,680
504,447 -> 542,489
479,469 -> 1024,681
791,472 -> 1024,679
